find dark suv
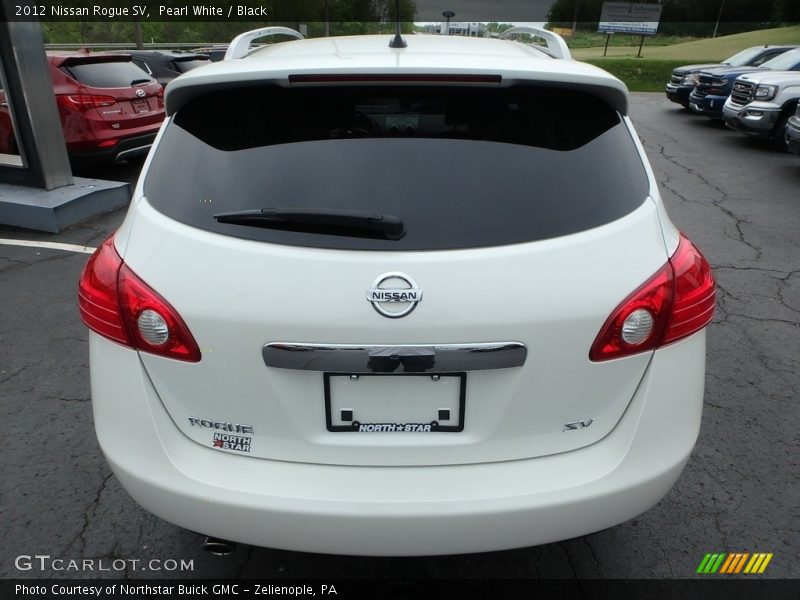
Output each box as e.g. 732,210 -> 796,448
666,45 -> 795,108
125,50 -> 211,88
688,47 -> 800,118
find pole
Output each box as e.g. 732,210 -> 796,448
603,33 -> 611,57
637,35 -> 644,58
572,0 -> 579,33
712,0 -> 726,38
442,10 -> 455,36
133,20 -> 143,50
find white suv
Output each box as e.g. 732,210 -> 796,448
78,27 -> 715,556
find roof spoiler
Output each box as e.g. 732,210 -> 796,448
499,26 -> 571,60
225,27 -> 304,60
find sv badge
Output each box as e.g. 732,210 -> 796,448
563,419 -> 593,432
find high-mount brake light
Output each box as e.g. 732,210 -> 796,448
590,235 -> 715,361
288,74 -> 502,84
78,237 -> 201,362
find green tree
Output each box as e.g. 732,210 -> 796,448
42,0 -> 417,44
546,0 -> 792,37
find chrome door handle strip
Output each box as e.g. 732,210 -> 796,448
263,342 -> 527,373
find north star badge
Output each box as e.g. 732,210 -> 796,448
212,433 -> 252,452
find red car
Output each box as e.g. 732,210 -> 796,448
0,88 -> 19,158
0,51 -> 165,163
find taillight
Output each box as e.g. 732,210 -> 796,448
57,94 -> 116,111
663,237 -> 716,344
78,237 -> 201,362
77,238 -> 127,345
590,235 -> 715,361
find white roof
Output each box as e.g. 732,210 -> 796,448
166,34 -> 628,115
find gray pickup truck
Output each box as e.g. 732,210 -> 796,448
722,70 -> 800,151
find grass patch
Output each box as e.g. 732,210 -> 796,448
586,59 -> 688,92
572,24 -> 800,61
566,31 -> 699,49
579,25 -> 800,92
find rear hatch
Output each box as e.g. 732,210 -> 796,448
171,56 -> 211,73
59,56 -> 163,130
122,83 -> 669,467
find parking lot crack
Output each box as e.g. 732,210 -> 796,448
563,544 -> 580,579
235,545 -> 254,579
641,135 -> 763,261
0,255 -> 26,272
0,483 -> 23,497
0,364 -> 37,384
776,271 -> 800,314
65,472 -> 113,557
0,251 -> 78,275
713,266 -> 798,276
531,547 -> 543,580
727,313 -> 799,327
54,396 -> 92,403
583,536 -> 601,571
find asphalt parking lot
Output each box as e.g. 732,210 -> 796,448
1,93 -> 798,580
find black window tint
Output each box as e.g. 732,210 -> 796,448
174,86 -> 619,152
132,59 -> 152,75
62,60 -> 153,88
145,85 -> 649,251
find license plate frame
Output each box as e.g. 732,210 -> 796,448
132,98 -> 150,113
324,372 -> 466,433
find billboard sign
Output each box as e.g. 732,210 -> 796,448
598,2 -> 663,36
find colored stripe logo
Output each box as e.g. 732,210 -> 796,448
697,552 -> 773,574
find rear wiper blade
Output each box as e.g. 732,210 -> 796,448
214,207 -> 405,240
131,78 -> 152,86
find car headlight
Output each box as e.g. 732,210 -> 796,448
754,85 -> 778,101
681,73 -> 699,85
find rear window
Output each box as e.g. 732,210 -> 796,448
62,60 -> 154,88
174,59 -> 211,73
144,85 -> 649,250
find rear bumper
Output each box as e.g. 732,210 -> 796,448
90,332 -> 706,556
68,132 -> 158,164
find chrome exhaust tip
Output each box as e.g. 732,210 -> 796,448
203,537 -> 236,556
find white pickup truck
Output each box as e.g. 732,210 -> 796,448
722,70 -> 800,150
